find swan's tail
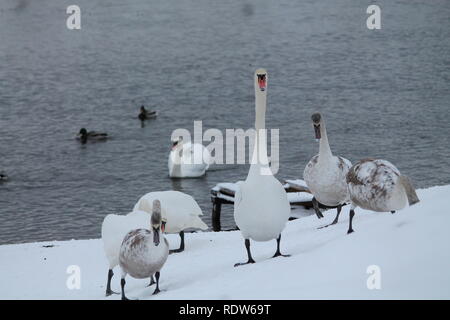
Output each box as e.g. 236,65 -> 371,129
399,175 -> 420,206
190,215 -> 208,230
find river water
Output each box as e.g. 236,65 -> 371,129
0,0 -> 449,244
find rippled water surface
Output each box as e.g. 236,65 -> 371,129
0,0 -> 449,244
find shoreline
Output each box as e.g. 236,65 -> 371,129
1,185 -> 450,300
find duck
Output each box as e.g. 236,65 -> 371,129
101,209 -> 158,296
168,137 -> 211,178
0,171 -> 8,182
138,105 -> 158,121
133,190 -> 208,253
76,128 -> 108,144
303,112 -> 352,226
346,158 -> 420,234
233,69 -> 290,267
119,200 -> 169,300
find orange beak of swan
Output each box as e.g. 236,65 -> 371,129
257,74 -> 266,91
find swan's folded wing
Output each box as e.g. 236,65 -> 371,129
188,213 -> 208,230
234,181 -> 243,208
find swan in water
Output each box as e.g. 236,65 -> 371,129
133,190 -> 208,253
76,128 -> 108,144
233,69 -> 290,266
346,158 -> 420,234
168,137 -> 211,178
119,200 -> 169,300
303,112 -> 352,225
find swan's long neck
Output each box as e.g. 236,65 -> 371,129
249,89 -> 270,177
255,92 -> 266,131
171,143 -> 183,176
318,121 -> 333,163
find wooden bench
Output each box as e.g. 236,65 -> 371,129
210,179 -> 315,231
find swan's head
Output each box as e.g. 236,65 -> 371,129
171,136 -> 183,150
311,113 -> 322,140
255,68 -> 267,92
151,200 -> 162,246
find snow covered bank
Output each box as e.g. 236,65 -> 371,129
1,185 -> 450,300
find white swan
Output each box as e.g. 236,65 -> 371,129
133,190 -> 208,253
119,200 -> 169,300
101,209 -> 155,296
168,137 -> 211,178
346,158 -> 420,234
233,69 -> 290,266
303,112 -> 352,225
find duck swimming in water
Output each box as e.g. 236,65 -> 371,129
76,128 -> 108,144
138,106 -> 158,121
0,171 -> 8,182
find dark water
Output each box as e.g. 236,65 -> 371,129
0,0 -> 449,245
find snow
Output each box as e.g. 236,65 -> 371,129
284,179 -> 308,188
212,179 -> 312,204
211,182 -> 241,193
1,185 -> 450,300
287,192 -> 313,203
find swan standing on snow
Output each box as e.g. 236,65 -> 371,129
168,137 -> 211,178
233,69 -> 290,267
134,190 -> 208,253
101,209 -> 160,296
346,158 -> 420,234
303,113 -> 352,225
119,200 -> 169,300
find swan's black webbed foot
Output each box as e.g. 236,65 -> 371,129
146,276 -> 155,287
105,269 -> 119,296
347,209 -> 355,234
234,239 -> 255,267
169,231 -> 185,254
153,272 -> 161,295
272,234 -> 290,258
312,197 -> 324,219
273,252 -> 290,258
106,288 -> 119,296
234,258 -> 256,267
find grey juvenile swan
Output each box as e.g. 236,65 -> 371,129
346,158 -> 420,234
119,200 -> 169,300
